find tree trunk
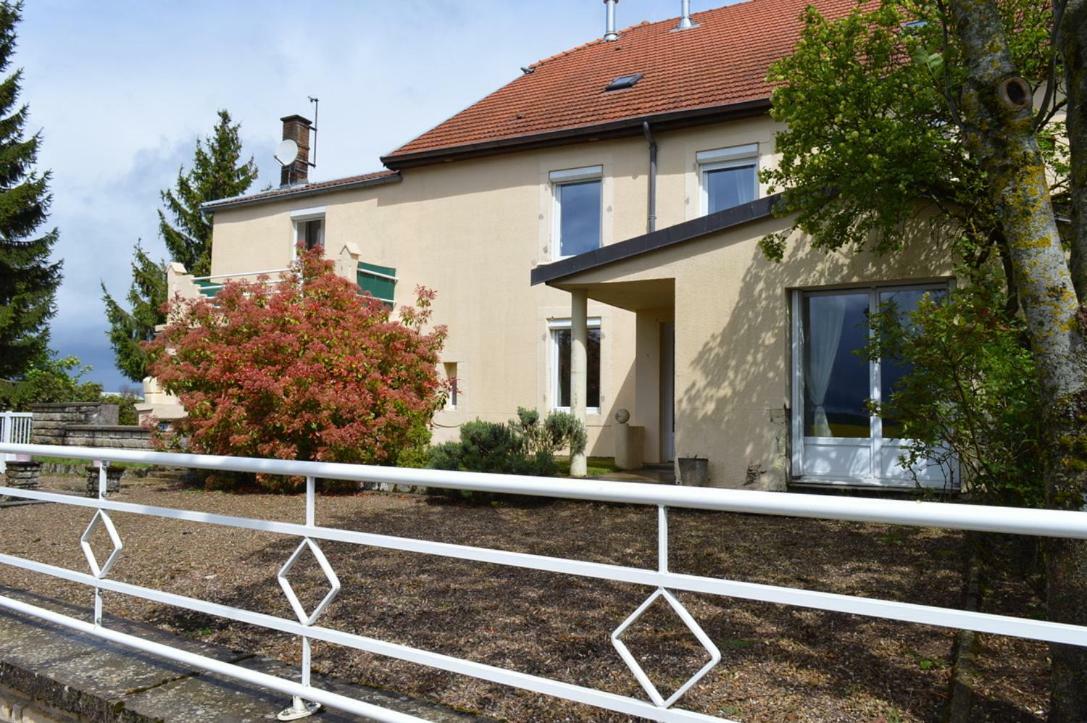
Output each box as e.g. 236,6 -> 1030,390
1064,0 -> 1087,299
949,1 -> 1087,720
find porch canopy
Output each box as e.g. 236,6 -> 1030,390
532,190 -> 955,489
530,196 -> 782,480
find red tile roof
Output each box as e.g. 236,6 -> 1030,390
383,0 -> 858,165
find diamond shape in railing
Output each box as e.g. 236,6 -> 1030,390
80,510 -> 123,579
277,538 -> 341,626
611,587 -> 722,708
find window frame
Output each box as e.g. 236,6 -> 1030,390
289,206 -> 326,260
548,317 -> 602,414
789,280 -> 952,485
550,165 -> 604,261
443,362 -> 459,411
697,144 -> 759,216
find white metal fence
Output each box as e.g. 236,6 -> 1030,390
0,412 -> 32,473
1,442 -> 1086,722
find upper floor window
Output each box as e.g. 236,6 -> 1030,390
291,207 -> 325,255
297,218 -> 324,251
698,144 -> 758,215
550,165 -> 602,259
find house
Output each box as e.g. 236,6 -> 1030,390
157,0 -> 955,491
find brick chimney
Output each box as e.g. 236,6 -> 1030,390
280,114 -> 312,186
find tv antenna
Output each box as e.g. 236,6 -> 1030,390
307,96 -> 319,169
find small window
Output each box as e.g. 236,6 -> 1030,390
697,144 -> 758,215
605,73 -> 643,91
550,166 -> 603,259
443,362 -> 459,410
550,318 -> 602,411
297,218 -> 324,251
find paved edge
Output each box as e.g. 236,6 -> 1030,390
0,597 -> 485,723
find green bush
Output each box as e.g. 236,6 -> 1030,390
426,408 -> 586,482
866,276 -> 1045,506
101,392 -> 140,426
0,355 -> 102,411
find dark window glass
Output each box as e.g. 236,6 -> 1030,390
298,218 -> 323,250
555,327 -> 601,409
878,287 -> 947,437
802,292 -> 871,438
705,164 -> 756,214
558,180 -> 601,257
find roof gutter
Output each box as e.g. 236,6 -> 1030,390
381,98 -> 772,170
642,121 -> 657,234
202,172 -> 402,214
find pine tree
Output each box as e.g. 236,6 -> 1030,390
100,242 -> 166,382
0,0 -> 61,380
102,110 -> 257,381
159,109 -> 257,277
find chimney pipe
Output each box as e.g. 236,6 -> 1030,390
280,115 -> 312,186
603,0 -> 619,41
676,0 -> 698,30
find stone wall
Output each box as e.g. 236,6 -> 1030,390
29,403 -> 119,445
62,425 -> 151,450
28,403 -> 150,450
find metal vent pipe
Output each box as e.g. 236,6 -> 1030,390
603,0 -> 619,41
677,0 -> 698,30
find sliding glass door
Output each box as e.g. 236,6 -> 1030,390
790,284 -> 954,488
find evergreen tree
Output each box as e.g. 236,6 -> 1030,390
0,0 -> 61,380
100,242 -> 166,381
102,110 -> 257,381
159,109 -> 257,276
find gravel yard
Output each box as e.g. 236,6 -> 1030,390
0,473 -> 1048,722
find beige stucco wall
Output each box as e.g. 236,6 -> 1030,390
207,116 -> 787,457
553,214 -> 955,487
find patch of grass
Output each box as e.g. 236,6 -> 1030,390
554,456 -> 620,477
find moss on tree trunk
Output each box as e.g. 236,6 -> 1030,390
949,0 -> 1087,719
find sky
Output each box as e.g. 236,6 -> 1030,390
15,0 -> 701,392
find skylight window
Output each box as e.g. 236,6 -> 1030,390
605,73 -> 643,92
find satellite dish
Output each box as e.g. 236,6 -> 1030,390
275,139 -> 299,166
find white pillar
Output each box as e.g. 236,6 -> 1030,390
570,289 -> 588,477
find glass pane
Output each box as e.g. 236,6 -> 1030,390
555,327 -> 601,408
803,292 -> 871,438
878,287 -> 946,438
558,181 -> 601,257
705,164 -> 756,214
299,219 -> 323,250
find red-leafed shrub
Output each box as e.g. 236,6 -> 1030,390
147,248 -> 446,489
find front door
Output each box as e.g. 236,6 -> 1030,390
790,285 -> 953,489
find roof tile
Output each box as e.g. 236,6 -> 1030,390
385,0 -> 858,161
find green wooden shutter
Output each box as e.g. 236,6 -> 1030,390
357,262 -> 396,304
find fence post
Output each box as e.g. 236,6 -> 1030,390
278,475 -> 321,721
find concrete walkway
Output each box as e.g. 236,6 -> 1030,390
0,593 -> 481,722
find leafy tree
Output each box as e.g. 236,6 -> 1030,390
100,242 -> 166,381
0,0 -> 61,380
146,248 -> 446,489
159,109 -> 257,276
102,110 -> 257,381
0,354 -> 101,411
867,273 -> 1045,508
765,0 -> 1087,716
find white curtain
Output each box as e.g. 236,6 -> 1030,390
808,295 -> 847,437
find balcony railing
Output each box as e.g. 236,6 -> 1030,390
1,442 -> 1085,722
190,267 -> 292,298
